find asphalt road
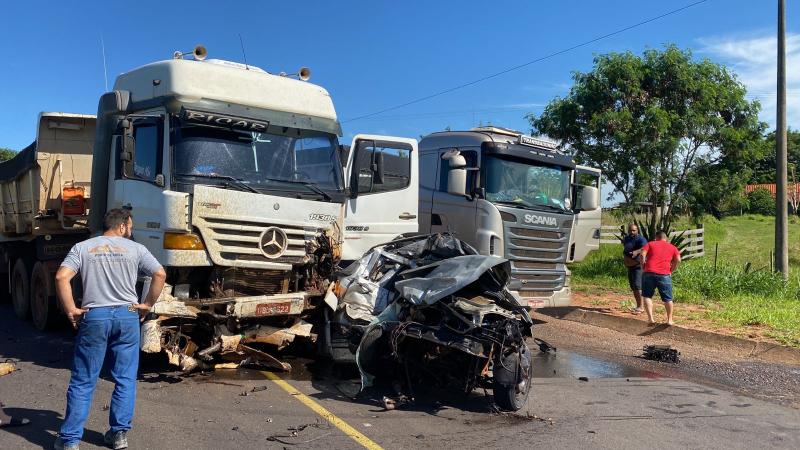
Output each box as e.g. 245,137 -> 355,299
1,305 -> 798,450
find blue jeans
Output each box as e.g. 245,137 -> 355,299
59,305 -> 140,445
642,273 -> 674,301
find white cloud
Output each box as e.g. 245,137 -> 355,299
697,31 -> 800,130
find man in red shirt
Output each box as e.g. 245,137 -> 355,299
640,230 -> 681,325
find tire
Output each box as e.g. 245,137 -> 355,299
493,343 -> 533,411
30,261 -> 58,331
356,324 -> 385,377
11,259 -> 30,320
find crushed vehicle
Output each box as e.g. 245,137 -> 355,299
322,233 -> 534,411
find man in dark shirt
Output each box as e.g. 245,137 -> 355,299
622,224 -> 647,314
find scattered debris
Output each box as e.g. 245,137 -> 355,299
382,395 -> 413,411
578,377 -> 589,382
266,418 -> 273,423
643,345 -> 680,363
101,404 -> 110,411
533,338 -> 557,353
250,385 -> 268,393
0,360 -> 17,377
266,421 -> 331,445
231,426 -> 239,431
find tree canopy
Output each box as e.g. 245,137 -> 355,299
530,45 -> 766,231
0,147 -> 17,162
749,129 -> 800,184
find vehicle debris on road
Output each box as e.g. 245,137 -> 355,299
643,345 -> 680,363
323,233 -> 534,411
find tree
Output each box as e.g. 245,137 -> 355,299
530,45 -> 766,234
747,188 -> 775,216
749,129 -> 800,184
0,147 -> 17,162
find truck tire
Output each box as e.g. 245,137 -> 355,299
11,259 -> 30,320
30,262 -> 57,331
493,344 -> 533,411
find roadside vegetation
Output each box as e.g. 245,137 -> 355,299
571,215 -> 800,347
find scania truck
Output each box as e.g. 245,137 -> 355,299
417,127 -> 600,308
1,47 -> 418,368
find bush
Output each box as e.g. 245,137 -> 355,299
747,188 -> 775,215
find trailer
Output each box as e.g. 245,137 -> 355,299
0,113 -> 96,330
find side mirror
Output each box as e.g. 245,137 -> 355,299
580,185 -> 600,211
373,151 -> 385,185
118,134 -> 135,178
446,154 -> 468,197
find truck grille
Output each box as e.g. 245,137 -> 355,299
218,267 -> 289,296
504,222 -> 570,296
197,215 -> 321,270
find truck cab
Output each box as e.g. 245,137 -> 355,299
417,127 -> 599,308
89,53 -> 418,311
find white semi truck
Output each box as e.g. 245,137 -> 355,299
1,48 -> 418,367
417,127 -> 600,308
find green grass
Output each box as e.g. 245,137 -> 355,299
573,214 -> 800,347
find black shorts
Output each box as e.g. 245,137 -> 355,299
627,266 -> 643,291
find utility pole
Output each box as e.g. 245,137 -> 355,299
775,0 -> 789,279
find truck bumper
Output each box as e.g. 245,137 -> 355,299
512,285 -> 571,309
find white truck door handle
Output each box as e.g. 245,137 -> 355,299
399,213 -> 416,220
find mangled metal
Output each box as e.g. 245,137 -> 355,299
323,233 -> 535,411
139,229 -> 337,373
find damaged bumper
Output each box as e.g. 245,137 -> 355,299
142,288 -> 317,373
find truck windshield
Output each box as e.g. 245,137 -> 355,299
483,156 -> 570,212
173,122 -> 344,197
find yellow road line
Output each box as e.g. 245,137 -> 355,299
260,371 -> 383,450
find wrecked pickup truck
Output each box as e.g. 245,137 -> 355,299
320,234 -> 534,411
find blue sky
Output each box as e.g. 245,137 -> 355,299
1,0 -> 797,153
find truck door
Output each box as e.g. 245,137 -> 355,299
110,114 -> 168,259
569,165 -> 602,262
342,135 -> 418,260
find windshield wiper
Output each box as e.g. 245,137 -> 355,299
174,173 -> 259,194
258,176 -> 333,201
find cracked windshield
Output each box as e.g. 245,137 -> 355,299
484,156 -> 570,211
173,123 -> 343,192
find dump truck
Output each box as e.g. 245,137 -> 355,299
0,47 -> 419,370
1,113 -> 96,330
417,127 -> 600,308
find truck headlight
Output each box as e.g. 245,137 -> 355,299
499,211 -> 516,222
164,232 -> 205,250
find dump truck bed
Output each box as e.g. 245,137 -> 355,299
0,113 -> 96,240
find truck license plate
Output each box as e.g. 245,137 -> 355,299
255,302 -> 291,317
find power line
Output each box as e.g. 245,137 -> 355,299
351,105 -> 540,122
343,0 -> 710,124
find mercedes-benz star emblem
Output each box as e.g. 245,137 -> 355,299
259,227 -> 288,259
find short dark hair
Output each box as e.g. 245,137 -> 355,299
103,208 -> 132,232
656,230 -> 668,240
